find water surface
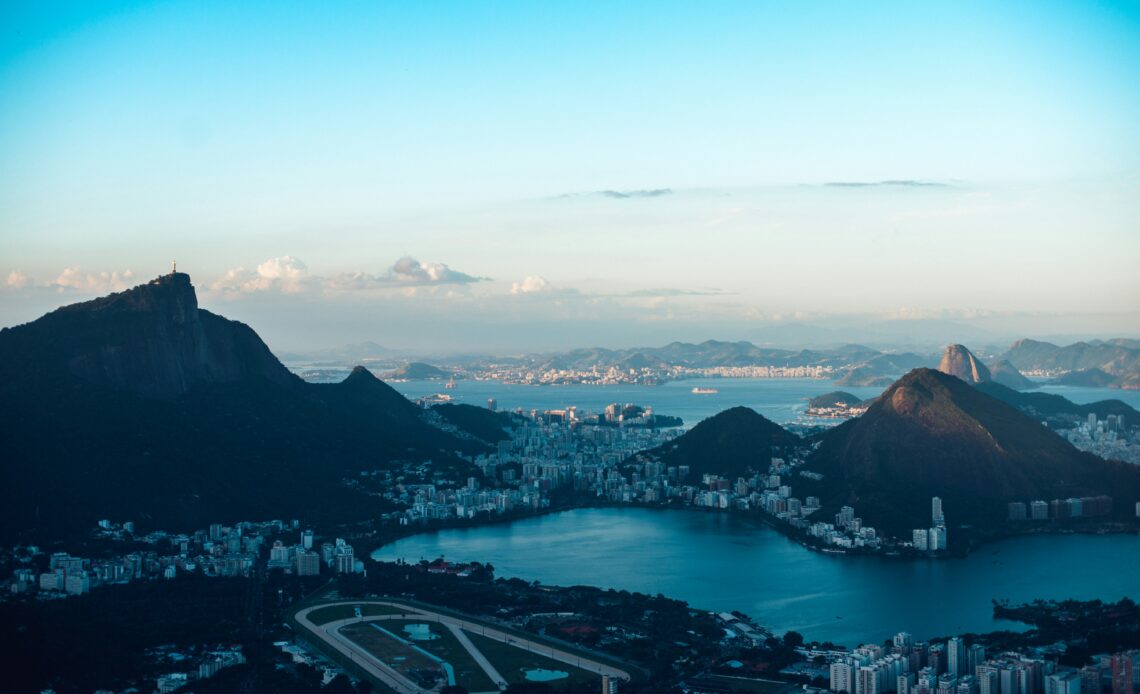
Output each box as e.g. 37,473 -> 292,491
376,508 -> 1140,646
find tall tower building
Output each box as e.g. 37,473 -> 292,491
948,638 -> 966,677
932,497 -> 945,526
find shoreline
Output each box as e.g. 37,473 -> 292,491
367,499 -> 1140,562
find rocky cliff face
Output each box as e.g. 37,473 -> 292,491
0,272 -> 298,398
937,344 -> 992,384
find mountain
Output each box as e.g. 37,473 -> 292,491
385,361 -> 451,380
988,359 -> 1036,390
974,381 -> 1139,429
1048,368 -> 1118,388
0,274 -> 492,542
629,406 -> 799,480
808,392 -> 865,409
0,273 -> 298,399
1000,338 -> 1140,389
835,352 -> 931,387
804,369 -> 1140,538
937,344 -> 992,384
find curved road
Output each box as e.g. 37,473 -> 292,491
295,600 -> 630,693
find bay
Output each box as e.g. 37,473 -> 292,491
391,377 -> 885,427
375,507 -> 1140,647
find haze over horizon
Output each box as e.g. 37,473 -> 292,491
3,2 -> 1139,352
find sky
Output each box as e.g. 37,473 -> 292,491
2,1 -> 1139,353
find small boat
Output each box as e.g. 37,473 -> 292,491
691,387 -> 718,394
444,376 -> 457,389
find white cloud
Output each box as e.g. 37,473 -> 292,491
325,256 -> 484,291
209,255 -> 310,294
5,271 -> 30,289
510,276 -> 555,294
53,267 -> 135,293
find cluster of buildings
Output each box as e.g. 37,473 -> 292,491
154,646 -> 246,693
1061,414 -> 1140,465
912,497 -> 948,552
375,408 -> 681,523
460,362 -> 837,386
1007,496 -> 1114,522
5,519 -> 355,600
828,635 -> 1139,694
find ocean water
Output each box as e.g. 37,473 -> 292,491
390,377 -> 885,427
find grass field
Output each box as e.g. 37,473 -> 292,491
375,619 -> 498,692
465,630 -> 602,689
304,603 -> 409,625
339,621 -> 444,689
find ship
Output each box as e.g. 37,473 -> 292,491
691,387 -> 718,394
444,376 -> 457,389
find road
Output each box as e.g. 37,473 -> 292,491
295,600 -> 631,693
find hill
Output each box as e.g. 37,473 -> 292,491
386,361 -> 451,380
629,406 -> 799,480
974,381 -> 1139,429
1048,368 -> 1118,388
808,392 -> 865,409
804,369 -> 1140,539
988,359 -> 1036,390
0,273 -> 491,542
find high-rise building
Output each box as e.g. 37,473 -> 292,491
968,645 -> 987,675
1048,672 -> 1082,694
930,526 -> 948,551
932,497 -> 944,526
913,529 -> 929,551
1111,653 -> 1134,694
1031,501 -> 1049,520
832,662 -> 855,693
295,551 -> 320,577
948,638 -> 967,677
301,529 -> 314,550
1079,666 -> 1104,694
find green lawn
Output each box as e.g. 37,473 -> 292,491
465,630 -> 602,689
304,602 -> 409,625
372,619 -> 497,692
340,621 -> 443,687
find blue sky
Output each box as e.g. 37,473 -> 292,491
2,1 -> 1138,352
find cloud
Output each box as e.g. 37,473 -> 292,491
622,288 -> 734,298
388,256 -> 482,285
823,180 -> 949,188
600,188 -> 673,199
326,256 -> 485,291
209,255 -> 311,294
510,276 -> 555,294
5,271 -> 30,289
557,188 -> 673,200
53,267 -> 136,293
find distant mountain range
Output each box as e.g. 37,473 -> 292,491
0,274 -> 500,542
1000,338 -> 1140,389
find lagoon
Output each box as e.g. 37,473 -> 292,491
376,507 -> 1140,646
